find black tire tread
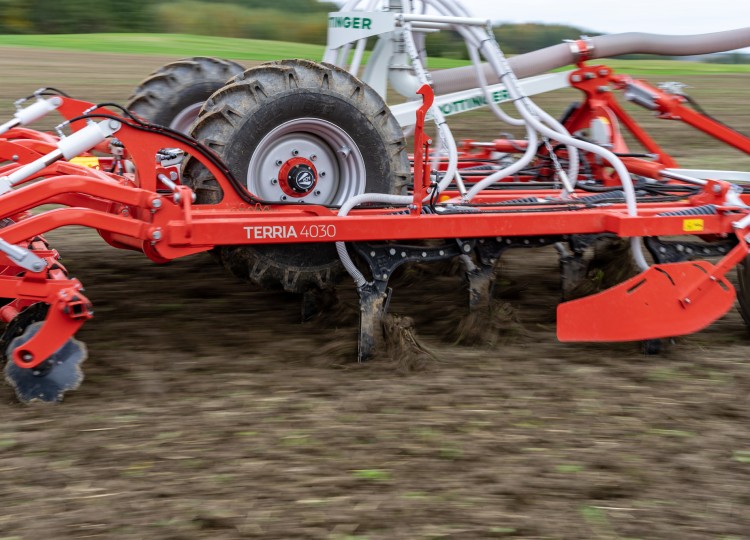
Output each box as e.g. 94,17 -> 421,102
736,258 -> 750,329
183,59 -> 409,293
126,56 -> 244,127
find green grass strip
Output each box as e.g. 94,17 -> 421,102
0,33 -> 748,74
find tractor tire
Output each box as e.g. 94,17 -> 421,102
126,56 -> 244,133
183,59 -> 410,293
736,257 -> 750,330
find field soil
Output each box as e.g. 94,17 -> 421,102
0,49 -> 749,539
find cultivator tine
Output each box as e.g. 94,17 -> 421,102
466,265 -> 495,312
357,283 -> 392,361
559,253 -> 589,300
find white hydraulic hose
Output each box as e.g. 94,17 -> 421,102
524,101 -> 580,189
446,0 -> 471,17
334,3 -> 450,284
424,2 -> 611,191
455,11 -> 569,200
414,26 -> 429,67
483,39 -> 579,195
479,36 -> 648,269
464,120 -> 540,200
467,44 -> 523,127
332,2 -> 435,286
422,0 -> 579,192
429,117 -> 442,172
424,0 -> 578,192
462,14 -> 575,259
424,0 -> 647,269
401,22 -> 462,197
463,44 -> 542,200
336,193 -> 414,287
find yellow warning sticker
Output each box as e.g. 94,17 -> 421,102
683,218 -> 705,232
69,156 -> 100,169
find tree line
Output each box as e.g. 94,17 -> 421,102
427,23 -> 597,59
0,0 -> 598,54
0,0 -> 337,37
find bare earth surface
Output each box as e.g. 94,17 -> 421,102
0,49 -> 749,539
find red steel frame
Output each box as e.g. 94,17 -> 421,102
1,62 -> 750,368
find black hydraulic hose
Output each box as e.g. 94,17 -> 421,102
66,113 -> 269,206
22,87 -> 71,101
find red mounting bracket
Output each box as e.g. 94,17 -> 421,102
411,84 -> 434,215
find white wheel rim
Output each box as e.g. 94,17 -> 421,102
247,118 -> 366,205
169,102 -> 204,134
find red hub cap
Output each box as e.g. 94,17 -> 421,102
278,157 -> 318,198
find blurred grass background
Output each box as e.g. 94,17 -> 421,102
1,0 -> 749,70
2,34 -> 750,74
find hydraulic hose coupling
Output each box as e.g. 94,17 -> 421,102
0,96 -> 63,136
0,119 -> 121,195
57,119 -> 122,160
565,35 -> 595,63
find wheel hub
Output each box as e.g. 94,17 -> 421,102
279,158 -> 318,198
247,118 -> 366,205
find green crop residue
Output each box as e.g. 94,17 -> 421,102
556,464 -> 584,473
351,469 -> 390,481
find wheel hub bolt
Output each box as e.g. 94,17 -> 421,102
320,171 -> 326,178
314,190 -> 321,196
281,195 -> 288,201
271,178 -> 278,185
292,149 -> 299,156
310,154 -> 317,161
275,160 -> 283,166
